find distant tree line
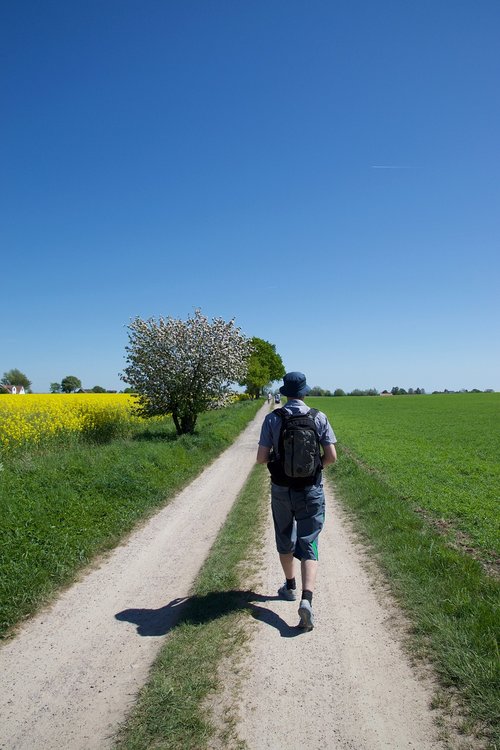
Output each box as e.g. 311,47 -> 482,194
0,363 -> 493,399
309,386 -> 384,397
0,373 -> 118,394
0,370 -> 119,394
50,377 -> 118,393
307,386 -> 494,397
388,386 -> 426,395
431,388 -> 493,394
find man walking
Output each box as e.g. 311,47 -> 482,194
256,372 -> 337,630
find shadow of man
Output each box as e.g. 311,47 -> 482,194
116,590 -> 302,638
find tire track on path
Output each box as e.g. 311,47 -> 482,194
0,403 -> 268,750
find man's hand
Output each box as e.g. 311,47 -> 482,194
256,445 -> 271,464
321,443 -> 337,467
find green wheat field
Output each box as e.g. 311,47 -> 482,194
313,392 -> 499,560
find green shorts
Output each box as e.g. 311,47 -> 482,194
271,482 -> 325,561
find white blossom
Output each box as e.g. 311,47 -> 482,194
121,309 -> 252,434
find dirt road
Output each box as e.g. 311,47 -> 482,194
0,403 -> 446,749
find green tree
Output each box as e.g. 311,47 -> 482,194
2,369 -> 31,391
122,309 -> 252,435
310,386 -> 333,396
333,388 -> 346,396
310,386 -> 324,396
61,375 -> 82,393
239,337 -> 285,399
391,386 -> 408,396
91,385 -> 106,393
50,382 -> 62,393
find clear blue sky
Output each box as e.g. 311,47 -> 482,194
1,1 -> 499,393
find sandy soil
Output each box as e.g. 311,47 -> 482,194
0,403 -> 453,750
230,482 -> 446,750
0,403 -> 268,750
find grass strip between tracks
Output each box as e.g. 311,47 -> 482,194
329,450 -> 499,749
116,463 -> 269,750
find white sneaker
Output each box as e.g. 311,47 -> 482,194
298,599 -> 314,629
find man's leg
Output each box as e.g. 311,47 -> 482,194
301,558 -> 318,592
271,485 -> 297,599
293,484 -> 325,629
298,559 -> 318,629
279,552 -> 295,580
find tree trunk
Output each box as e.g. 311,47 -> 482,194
172,409 -> 198,435
172,411 -> 182,435
180,412 -> 197,434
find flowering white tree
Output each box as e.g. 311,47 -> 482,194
121,309 -> 252,435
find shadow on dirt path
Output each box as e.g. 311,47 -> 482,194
115,589 -> 303,639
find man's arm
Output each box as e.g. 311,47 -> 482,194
321,443 -> 337,467
256,445 -> 271,464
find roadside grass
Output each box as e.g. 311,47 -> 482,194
115,463 -> 269,750
0,400 -> 261,637
328,450 -> 500,748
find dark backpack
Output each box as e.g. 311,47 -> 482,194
268,408 -> 322,488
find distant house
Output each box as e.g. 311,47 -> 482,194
380,390 -> 392,396
1,384 -> 26,395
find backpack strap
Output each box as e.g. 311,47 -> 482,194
274,407 -> 290,421
307,409 -> 320,441
274,408 -> 289,458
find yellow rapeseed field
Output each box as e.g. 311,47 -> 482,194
0,394 -> 142,451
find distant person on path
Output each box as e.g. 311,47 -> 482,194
256,372 -> 337,630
